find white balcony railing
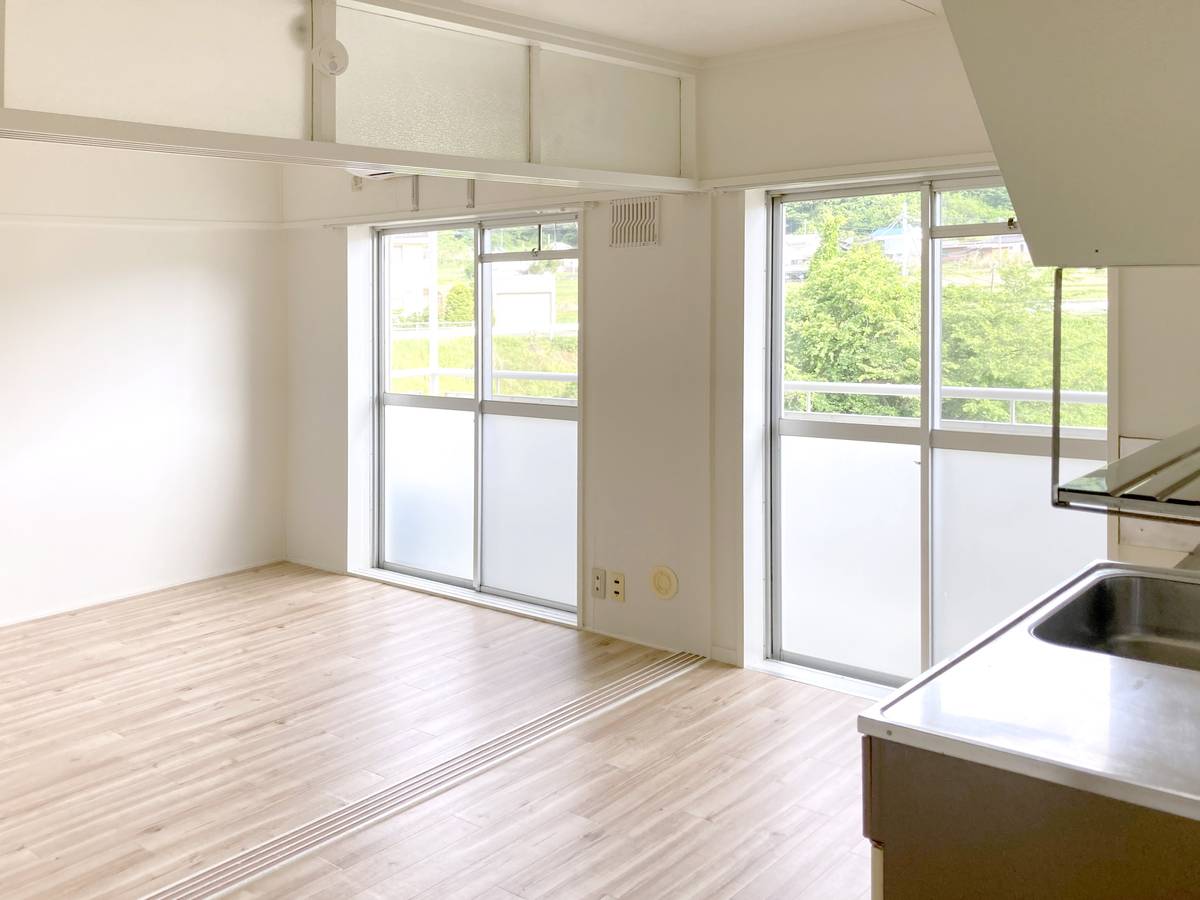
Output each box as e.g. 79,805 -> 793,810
390,323 -> 579,339
391,368 -> 577,383
783,380 -> 1106,426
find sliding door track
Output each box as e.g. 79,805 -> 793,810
144,651 -> 706,900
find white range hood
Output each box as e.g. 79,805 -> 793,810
942,0 -> 1200,268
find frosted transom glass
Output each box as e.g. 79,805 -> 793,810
780,436 -> 921,680
383,406 -> 474,580
932,449 -> 1106,662
4,0 -> 309,138
539,51 -> 680,176
336,4 -> 529,160
481,415 -> 577,607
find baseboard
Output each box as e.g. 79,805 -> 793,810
581,625 -> 711,660
322,567 -> 732,667
0,558 -> 288,630
349,566 -> 578,628
750,658 -> 893,701
708,644 -> 742,666
282,556 -> 347,576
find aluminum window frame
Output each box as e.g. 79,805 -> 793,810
479,217 -> 581,408
767,175 -> 1108,684
374,212 -> 581,615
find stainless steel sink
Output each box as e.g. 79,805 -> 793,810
1033,574 -> 1200,671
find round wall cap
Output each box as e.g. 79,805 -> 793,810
311,39 -> 349,76
650,566 -> 678,599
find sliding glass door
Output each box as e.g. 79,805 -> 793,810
378,216 -> 580,612
770,180 -> 1108,685
772,189 -> 925,683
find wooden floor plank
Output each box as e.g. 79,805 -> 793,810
246,663 -> 871,900
0,563 -> 663,899
2,563 -> 871,898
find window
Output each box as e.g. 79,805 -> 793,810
781,192 -> 922,421
770,180 -> 1107,685
384,227 -> 476,397
774,189 -> 924,682
378,216 -> 580,612
481,220 -> 579,402
937,238 -> 1107,431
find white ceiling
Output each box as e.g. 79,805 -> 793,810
458,0 -> 942,59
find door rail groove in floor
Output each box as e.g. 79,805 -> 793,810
143,650 -> 707,900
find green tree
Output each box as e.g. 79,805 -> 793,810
440,282 -> 474,322
785,193 -> 916,237
938,187 -> 1013,225
941,258 -> 1106,427
784,214 -> 920,416
783,211 -> 1106,428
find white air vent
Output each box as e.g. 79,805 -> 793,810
610,196 -> 660,248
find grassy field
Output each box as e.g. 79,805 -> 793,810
389,331 -> 578,400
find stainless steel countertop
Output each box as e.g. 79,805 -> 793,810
858,561 -> 1200,821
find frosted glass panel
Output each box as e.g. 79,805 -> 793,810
383,406 -> 474,580
933,450 -> 1106,662
481,416 -> 577,607
4,0 -> 308,138
780,436 -> 921,680
540,51 -> 680,175
337,4 -> 528,160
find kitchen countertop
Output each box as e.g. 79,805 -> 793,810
858,561 -> 1200,821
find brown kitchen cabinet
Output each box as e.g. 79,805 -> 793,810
862,737 -> 1200,899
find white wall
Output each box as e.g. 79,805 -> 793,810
697,20 -> 991,182
1112,267 -> 1200,566
4,0 -> 311,139
710,189 -> 769,664
0,142 -> 287,625
1115,268 -> 1200,442
581,193 -> 713,654
284,226 -> 349,572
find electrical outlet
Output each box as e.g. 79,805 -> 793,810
607,571 -> 625,602
591,567 -> 606,599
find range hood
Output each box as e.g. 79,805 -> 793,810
944,1 -> 1200,524
942,0 -> 1200,268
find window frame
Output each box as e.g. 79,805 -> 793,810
479,216 -> 581,406
374,212 -> 582,613
767,175 -> 1108,682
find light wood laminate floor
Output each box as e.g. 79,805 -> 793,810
0,564 -> 665,898
0,563 -> 870,899
241,662 -> 872,900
